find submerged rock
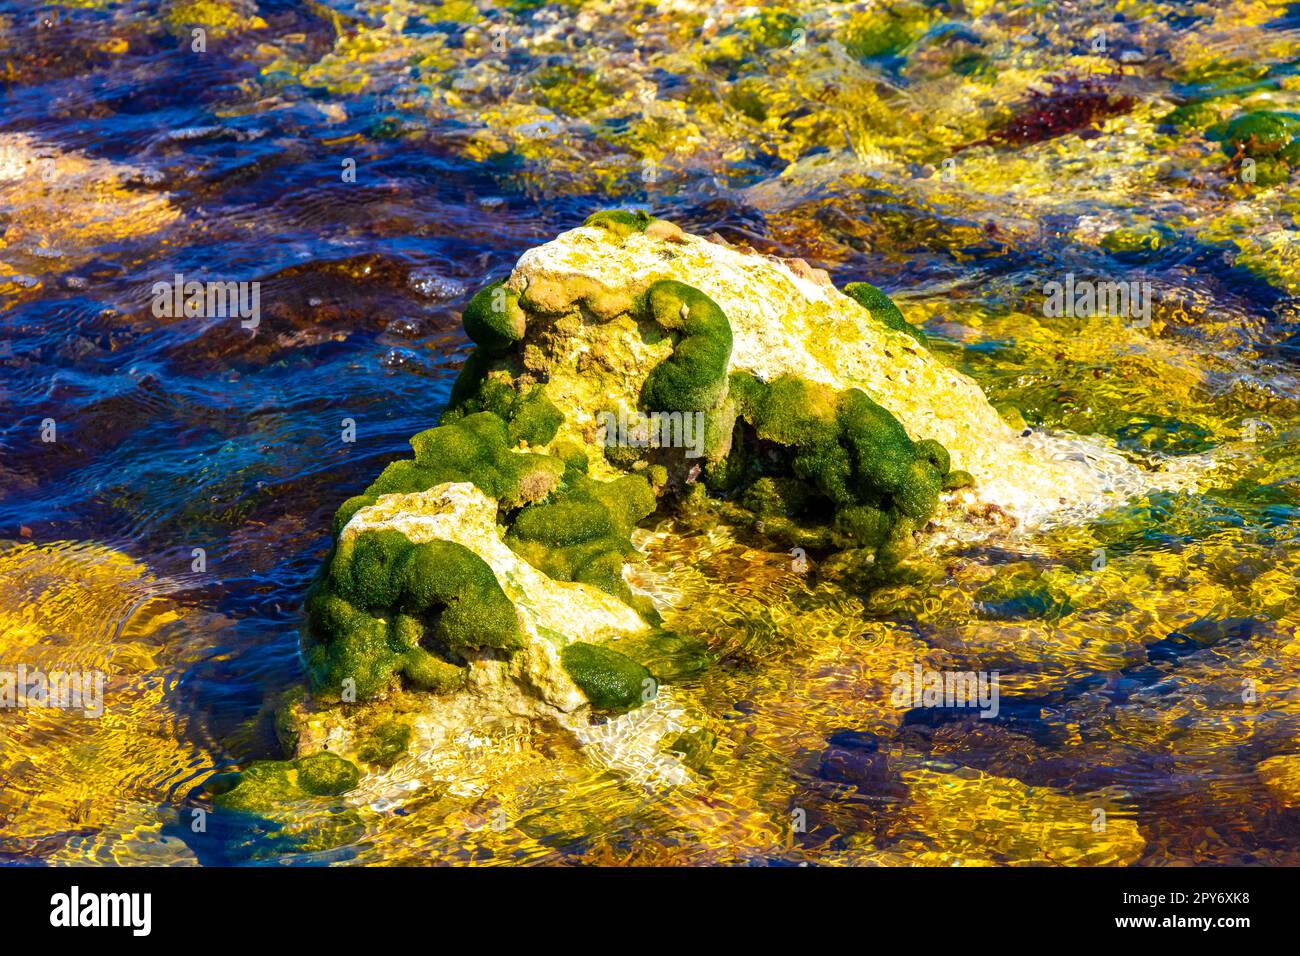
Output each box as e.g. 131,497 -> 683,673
0,540 -> 223,864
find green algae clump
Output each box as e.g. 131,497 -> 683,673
639,280 -> 734,413
561,642 -> 654,711
843,281 -> 927,347
305,533 -> 520,701
838,3 -> 936,61
1213,111 -> 1300,187
1218,111 -> 1300,157
583,209 -> 654,237
1101,225 -> 1168,255
444,376 -> 564,447
723,370 -> 952,554
462,279 -> 527,355
165,0 -> 267,37
297,751 -> 362,796
209,752 -> 361,813
505,472 -> 656,607
334,411 -> 565,534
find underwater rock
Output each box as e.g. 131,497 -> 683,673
1257,754 -> 1300,808
887,762 -> 1145,865
0,540 -> 222,864
0,134 -> 177,305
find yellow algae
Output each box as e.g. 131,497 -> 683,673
0,134 -> 179,277
1258,754 -> 1300,807
888,764 -> 1145,866
164,0 -> 267,37
0,540 -> 223,864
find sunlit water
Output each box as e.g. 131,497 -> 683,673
2,0 -> 1300,865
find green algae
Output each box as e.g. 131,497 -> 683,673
505,471 -> 656,608
719,370 -> 950,553
357,721 -> 412,768
560,641 -> 654,711
305,533 -> 519,701
1101,225 -> 1170,255
164,0 -> 266,37
702,9 -> 804,68
639,280 -> 734,413
844,281 -> 927,347
600,628 -> 712,683
462,279 -> 527,355
838,2 -> 936,61
665,728 -> 718,774
444,374 -> 564,447
333,411 -> 565,535
1217,111 -> 1300,156
533,65 -> 621,117
297,751 -> 362,796
583,209 -> 655,237
209,752 -> 361,813
1210,111 -> 1300,188
1160,101 -> 1222,131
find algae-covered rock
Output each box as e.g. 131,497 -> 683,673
210,752 -> 360,811
356,721 -> 412,768
289,214 -> 1210,830
307,481 -> 651,708
499,216 -> 1193,531
297,752 -> 361,796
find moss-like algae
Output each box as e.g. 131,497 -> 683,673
505,471 -> 656,608
1211,111 -> 1300,187
333,411 -> 565,535
843,281 -> 927,347
209,752 -> 362,813
583,208 -> 654,237
297,751 -> 362,795
305,532 -> 520,700
718,370 -> 951,555
462,279 -> 527,355
560,641 -> 654,711
443,375 -> 564,447
638,280 -> 733,413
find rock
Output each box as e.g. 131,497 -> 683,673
316,480 -> 649,714
1257,754 -> 1300,807
255,214 -> 1210,822
503,216 -> 1199,530
0,135 -> 177,305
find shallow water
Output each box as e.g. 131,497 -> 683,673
2,0 -> 1299,865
